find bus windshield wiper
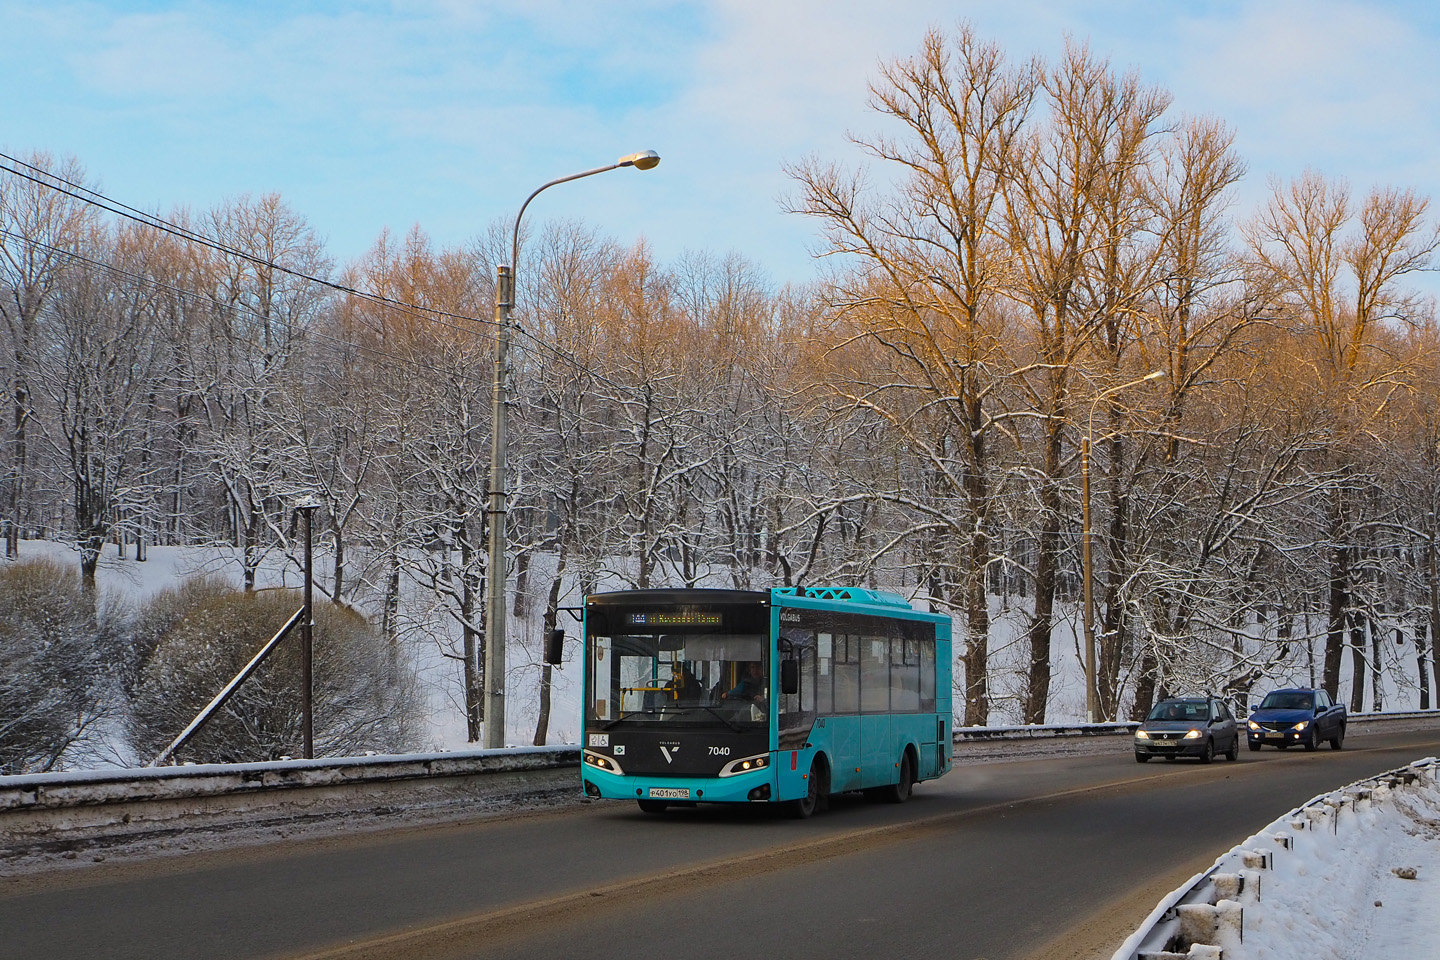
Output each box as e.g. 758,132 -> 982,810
602,705 -> 743,732
694,704 -> 743,732
602,710 -> 655,730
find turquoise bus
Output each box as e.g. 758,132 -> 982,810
579,586 -> 953,817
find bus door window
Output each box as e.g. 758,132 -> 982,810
778,628 -> 816,735
592,634 -> 612,719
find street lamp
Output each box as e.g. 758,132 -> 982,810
483,150 -> 660,749
1082,369 -> 1164,724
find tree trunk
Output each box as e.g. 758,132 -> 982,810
331,520 -> 345,600
1023,423 -> 1064,725
1323,534 -> 1347,697
1369,619 -> 1383,712
532,556 -> 567,747
1130,645 -> 1159,721
1348,614 -> 1367,714
6,375 -> 28,558
1416,623 -> 1430,711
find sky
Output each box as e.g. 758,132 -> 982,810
3,0 -> 1439,295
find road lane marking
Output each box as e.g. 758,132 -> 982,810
273,757 -> 1323,960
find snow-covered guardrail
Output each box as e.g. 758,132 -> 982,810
1111,756 -> 1440,960
0,746 -> 579,857
955,721 -> 1139,739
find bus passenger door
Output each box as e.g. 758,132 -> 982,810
826,716 -> 862,792
860,714 -> 892,787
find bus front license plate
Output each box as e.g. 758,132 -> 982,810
649,788 -> 690,800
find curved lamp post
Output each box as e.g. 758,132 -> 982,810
1082,369 -> 1164,723
483,150 -> 660,749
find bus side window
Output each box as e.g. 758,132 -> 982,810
816,633 -> 834,713
860,636 -> 889,713
834,634 -> 859,713
892,636 -> 920,712
919,638 -> 936,712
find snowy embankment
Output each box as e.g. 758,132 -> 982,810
1113,757 -> 1440,960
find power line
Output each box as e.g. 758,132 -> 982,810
0,152 -> 629,392
0,228 -> 492,389
0,151 -> 497,335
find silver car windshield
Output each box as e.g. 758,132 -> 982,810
1146,700 -> 1210,722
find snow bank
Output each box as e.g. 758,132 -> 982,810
1112,757 -> 1440,960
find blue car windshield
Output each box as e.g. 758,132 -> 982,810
1259,692 -> 1314,711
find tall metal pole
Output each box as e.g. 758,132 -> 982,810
1082,436 -> 1096,724
483,265 -> 514,749
482,151 -> 660,750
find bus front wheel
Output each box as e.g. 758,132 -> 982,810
790,760 -> 826,819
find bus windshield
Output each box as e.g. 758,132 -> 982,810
588,631 -> 769,728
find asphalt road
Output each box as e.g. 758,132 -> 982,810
3,728 -> 1437,960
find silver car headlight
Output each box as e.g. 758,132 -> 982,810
1182,729 -> 1202,740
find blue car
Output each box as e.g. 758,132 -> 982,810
1246,688 -> 1346,751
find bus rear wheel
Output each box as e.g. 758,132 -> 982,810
637,799 -> 668,814
884,753 -> 915,803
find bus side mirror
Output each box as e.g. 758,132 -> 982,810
780,658 -> 799,695
544,628 -> 565,666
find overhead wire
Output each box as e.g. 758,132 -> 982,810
0,228 -> 493,389
0,150 -> 498,334
0,152 -> 630,391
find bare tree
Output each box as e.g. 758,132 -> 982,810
788,24 -> 1036,724
0,153 -> 97,558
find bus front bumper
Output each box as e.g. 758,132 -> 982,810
582,766 -> 776,804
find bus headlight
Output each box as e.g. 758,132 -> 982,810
719,753 -> 770,777
583,749 -> 625,776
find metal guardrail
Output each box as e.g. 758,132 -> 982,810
1,745 -> 578,814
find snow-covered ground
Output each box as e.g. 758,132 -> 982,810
1113,758 -> 1440,960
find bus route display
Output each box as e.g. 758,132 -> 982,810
627,612 -> 723,626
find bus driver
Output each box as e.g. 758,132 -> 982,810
720,661 -> 765,702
